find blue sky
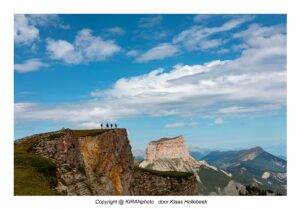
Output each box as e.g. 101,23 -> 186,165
14,14 -> 287,155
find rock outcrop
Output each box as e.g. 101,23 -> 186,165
140,136 -> 202,173
145,136 -> 190,161
139,135 -> 247,195
33,129 -> 134,195
131,167 -> 199,195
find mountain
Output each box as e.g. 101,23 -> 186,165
202,147 -> 287,194
139,136 -> 248,195
14,129 -> 286,196
277,155 -> 286,160
14,128 -> 197,195
189,147 -> 211,160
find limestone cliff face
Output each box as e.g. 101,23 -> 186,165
141,135 -> 200,173
145,136 -> 190,161
78,130 -> 133,195
16,129 -> 201,196
139,135 -> 246,195
34,129 -> 134,195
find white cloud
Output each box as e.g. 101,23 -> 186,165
46,39 -> 82,64
217,106 -> 256,114
15,23 -> 286,125
15,102 -> 37,113
78,121 -> 101,129
173,15 -> 254,51
135,43 -> 179,62
126,49 -> 139,57
214,117 -> 223,124
105,27 -> 125,35
75,29 -> 121,61
46,29 -> 121,64
165,122 -> 185,128
139,15 -> 163,28
14,59 -> 48,73
201,39 -> 223,50
14,14 -> 39,45
14,14 -> 69,46
28,14 -> 69,29
164,121 -> 199,128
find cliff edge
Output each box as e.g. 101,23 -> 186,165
145,136 -> 190,161
15,128 -> 134,195
14,129 -> 198,195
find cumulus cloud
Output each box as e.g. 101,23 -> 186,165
14,14 -> 68,46
173,15 -> 254,51
46,29 -> 121,64
135,43 -> 179,62
46,39 -> 81,64
15,23 -> 286,126
15,14 -> 39,45
14,59 -> 48,73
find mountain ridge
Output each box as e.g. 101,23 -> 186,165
202,146 -> 287,194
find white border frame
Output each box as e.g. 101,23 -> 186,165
1,0 -> 299,209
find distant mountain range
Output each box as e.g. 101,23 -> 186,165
135,145 -> 287,195
134,147 -> 287,161
202,147 -> 287,194
189,147 -> 212,160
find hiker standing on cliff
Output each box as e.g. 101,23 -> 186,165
100,123 -> 103,129
110,123 -> 113,128
106,123 -> 109,128
114,123 -> 117,128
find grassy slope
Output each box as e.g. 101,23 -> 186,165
14,153 -> 58,195
14,131 -> 61,195
14,128 -> 109,195
196,166 -> 231,194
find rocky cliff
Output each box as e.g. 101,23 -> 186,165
131,167 -> 199,195
139,136 -> 246,195
145,136 -> 190,161
24,129 -> 134,195
140,136 -> 201,172
14,129 -> 198,196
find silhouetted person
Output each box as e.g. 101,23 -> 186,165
106,123 -> 109,128
110,123 -> 113,128
100,123 -> 103,129
114,123 -> 117,128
